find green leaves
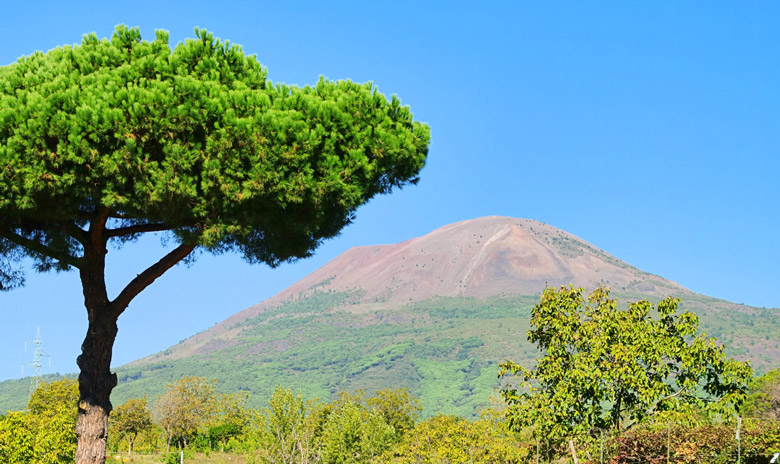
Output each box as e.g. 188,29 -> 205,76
0,380 -> 79,464
499,286 -> 753,443
110,397 -> 153,453
743,368 -> 780,420
0,24 -> 429,271
246,386 -> 415,464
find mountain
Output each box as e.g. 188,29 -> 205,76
2,217 -> 778,414
153,217 -> 686,361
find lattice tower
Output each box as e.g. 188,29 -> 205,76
22,327 -> 51,403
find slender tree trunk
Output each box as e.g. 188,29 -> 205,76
75,222 -> 119,464
74,303 -> 119,463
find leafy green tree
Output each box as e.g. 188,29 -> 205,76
0,380 -> 80,464
0,25 -> 429,463
205,391 -> 250,451
499,286 -> 753,449
0,411 -> 35,463
28,379 -> 79,464
743,368 -> 780,420
248,386 -> 320,464
155,376 -> 219,451
365,387 -> 421,439
110,397 -> 153,454
320,400 -> 395,464
27,378 -> 79,415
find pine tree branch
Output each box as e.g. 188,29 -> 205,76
0,229 -> 84,269
63,221 -> 89,245
105,223 -> 175,238
111,242 -> 197,316
108,212 -> 136,219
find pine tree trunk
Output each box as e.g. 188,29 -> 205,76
71,214 -> 194,463
74,307 -> 119,463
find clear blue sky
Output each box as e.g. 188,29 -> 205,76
1,1 -> 778,382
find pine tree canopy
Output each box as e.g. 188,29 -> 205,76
0,25 -> 430,289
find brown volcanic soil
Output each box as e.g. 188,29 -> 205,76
237,216 -> 685,310
145,217 -> 692,362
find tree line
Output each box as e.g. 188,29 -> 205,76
1,371 -> 778,463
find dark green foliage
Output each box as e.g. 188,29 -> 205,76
206,423 -> 242,450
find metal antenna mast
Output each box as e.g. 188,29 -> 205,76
22,326 -> 51,401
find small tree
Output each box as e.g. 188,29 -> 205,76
499,286 -> 753,450
29,379 -> 80,464
319,397 -> 395,464
156,376 -> 219,451
365,388 -> 422,440
258,386 -> 319,464
0,25 -> 429,463
111,397 -> 153,454
206,391 -> 249,451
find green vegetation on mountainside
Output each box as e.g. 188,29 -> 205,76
108,291 -> 538,417
108,290 -> 779,417
1,290 -> 777,416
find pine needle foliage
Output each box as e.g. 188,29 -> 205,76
0,24 -> 430,284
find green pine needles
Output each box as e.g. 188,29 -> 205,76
0,25 -> 430,284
